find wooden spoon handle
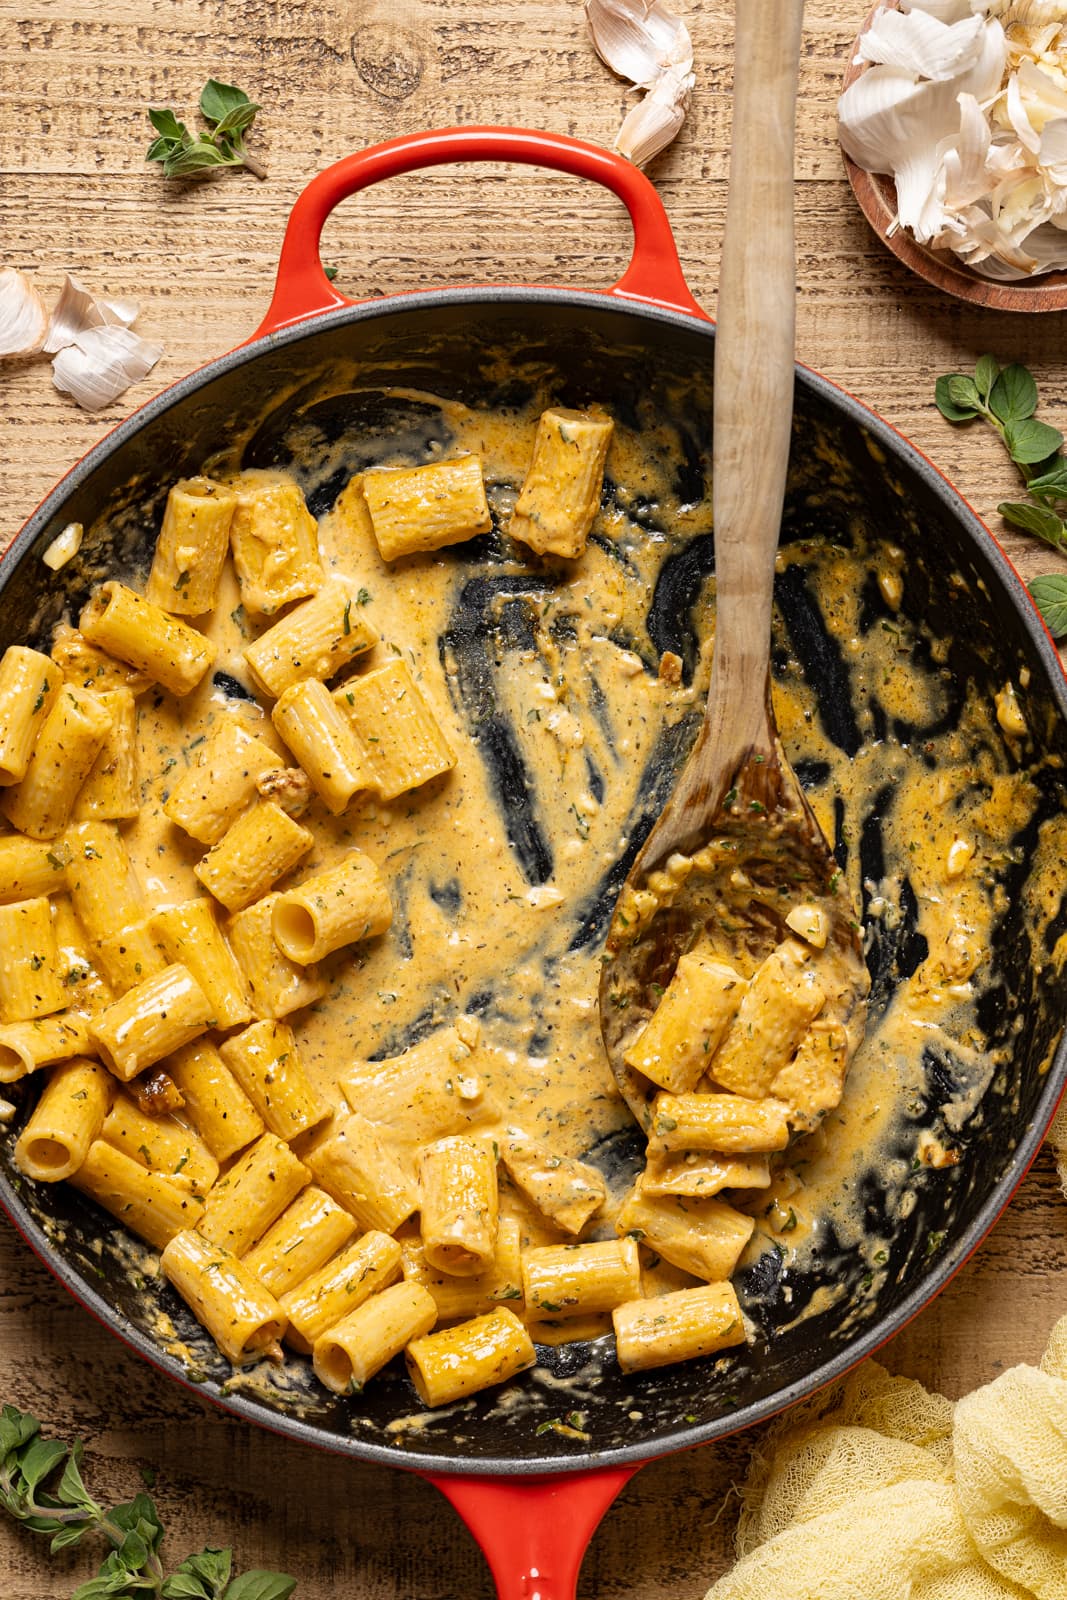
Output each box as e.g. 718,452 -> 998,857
702,0 -> 804,775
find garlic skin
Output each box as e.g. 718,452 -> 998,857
585,0 -> 695,167
51,325 -> 164,413
839,2 -> 1067,279
44,274 -> 139,356
0,268 -> 48,359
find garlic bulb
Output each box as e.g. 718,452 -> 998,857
839,1 -> 1067,278
585,0 -> 695,167
0,268 -> 48,359
52,325 -> 164,412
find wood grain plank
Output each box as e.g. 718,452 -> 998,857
1,1 -> 1066,1593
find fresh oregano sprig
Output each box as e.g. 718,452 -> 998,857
935,356 -> 1067,637
0,1404 -> 295,1599
146,81 -> 266,181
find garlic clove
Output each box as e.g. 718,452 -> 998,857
0,267 -> 48,359
584,0 -> 693,91
51,324 -> 163,412
857,8 -> 986,81
616,62 -> 694,166
44,273 -> 139,356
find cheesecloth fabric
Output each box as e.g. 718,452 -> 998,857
704,1104 -> 1067,1600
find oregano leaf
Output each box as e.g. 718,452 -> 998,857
935,374 -> 980,422
989,363 -> 1038,424
1004,416 -> 1065,465
199,80 -> 252,123
224,1573 -> 297,1600
997,500 -> 1067,548
1028,573 -> 1067,637
974,354 -> 999,401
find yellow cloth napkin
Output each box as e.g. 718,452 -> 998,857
705,1103 -> 1067,1600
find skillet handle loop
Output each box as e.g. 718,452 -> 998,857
427,1465 -> 639,1600
253,126 -> 706,340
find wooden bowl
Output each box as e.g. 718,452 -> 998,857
841,3 -> 1067,312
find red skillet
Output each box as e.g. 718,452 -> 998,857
2,124 -> 1067,1600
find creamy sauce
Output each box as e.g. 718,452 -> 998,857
32,381 -> 1067,1427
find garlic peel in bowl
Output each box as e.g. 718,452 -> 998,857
585,0 -> 695,167
836,3 -> 1067,278
0,268 -> 48,359
51,324 -> 164,412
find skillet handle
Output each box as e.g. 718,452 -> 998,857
253,126 -> 707,339
427,1465 -> 640,1600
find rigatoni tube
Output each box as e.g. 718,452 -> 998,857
358,456 -> 492,561
14,1057 -> 112,1181
624,951 -> 748,1095
613,1282 -> 747,1373
164,1038 -> 265,1163
194,799 -> 314,914
71,1139 -> 200,1249
0,836 -> 70,904
244,577 -> 377,698
313,1281 -> 436,1394
88,963 -> 213,1081
226,893 -> 328,1021
161,1230 -> 286,1365
0,1013 -> 92,1084
72,687 -> 139,821
91,920 -> 167,994
271,680 -> 367,815
649,1092 -> 790,1155
0,646 -> 59,785
195,1131 -> 309,1255
218,1019 -> 329,1141
100,1092 -> 219,1194
401,1216 -> 524,1323
241,1187 -> 357,1300
510,407 -> 614,560
331,659 -> 456,801
405,1307 -> 535,1407
150,898 -> 252,1030
229,475 -> 324,617
64,820 -> 146,945
0,897 -> 65,1022
163,720 -> 283,846
271,853 -> 391,964
521,1237 -> 641,1319
145,477 -> 237,616
418,1136 -> 498,1278
1,686 -> 113,839
79,582 -> 216,698
280,1229 -> 402,1353
615,1190 -> 755,1284
305,1112 -> 418,1235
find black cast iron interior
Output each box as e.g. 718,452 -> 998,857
1,290 -> 1065,1475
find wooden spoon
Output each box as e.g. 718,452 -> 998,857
599,0 -> 868,1137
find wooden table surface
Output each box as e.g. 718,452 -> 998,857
2,1 -> 1066,1594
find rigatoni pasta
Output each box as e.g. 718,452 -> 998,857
4,409 -> 858,1409
79,582 -> 216,698
244,578 -> 377,698
0,646 -> 58,785
14,1058 -> 111,1181
145,477 -> 237,616
1,686 -> 113,839
88,963 -> 213,1081
271,853 -> 392,963
229,474 -> 324,616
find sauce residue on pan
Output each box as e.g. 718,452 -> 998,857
26,378 -> 1067,1434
